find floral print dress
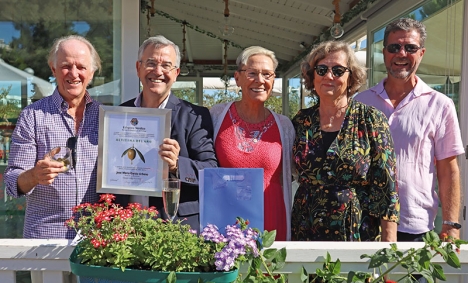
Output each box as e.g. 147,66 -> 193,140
291,99 -> 399,241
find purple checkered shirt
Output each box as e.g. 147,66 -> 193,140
4,88 -> 101,239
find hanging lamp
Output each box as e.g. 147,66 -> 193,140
218,0 -> 234,37
330,0 -> 344,38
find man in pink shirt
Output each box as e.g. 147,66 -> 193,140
355,18 -> 464,242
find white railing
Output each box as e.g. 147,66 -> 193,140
1,239 -> 468,283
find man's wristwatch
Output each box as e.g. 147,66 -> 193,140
443,220 -> 462,229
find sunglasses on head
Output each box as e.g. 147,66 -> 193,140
313,65 -> 351,77
385,43 -> 422,54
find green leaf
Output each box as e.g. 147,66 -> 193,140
275,248 -> 287,263
418,249 -> 432,269
359,254 -> 371,259
262,230 -> 276,248
435,247 -> 448,259
431,264 -> 446,280
419,269 -> 434,283
423,230 -> 441,247
368,252 -> 390,268
455,239 -> 468,246
263,248 -> 277,260
167,271 -> 176,283
446,250 -> 461,268
300,266 -> 309,283
331,259 -> 341,275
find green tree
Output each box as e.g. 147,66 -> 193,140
0,0 -> 116,85
1,19 -> 74,81
203,89 -> 240,109
0,86 -> 21,122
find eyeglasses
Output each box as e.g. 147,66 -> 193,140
313,65 -> 351,77
140,60 -> 177,73
238,69 -> 275,80
67,136 -> 77,168
385,43 -> 422,54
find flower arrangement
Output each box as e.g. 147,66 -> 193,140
66,194 -> 286,282
307,231 -> 468,282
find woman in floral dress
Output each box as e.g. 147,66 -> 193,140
291,41 -> 399,242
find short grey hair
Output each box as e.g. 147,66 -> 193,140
384,18 -> 427,47
236,46 -> 279,70
138,35 -> 181,67
48,35 -> 102,73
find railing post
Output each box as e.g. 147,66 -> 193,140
42,271 -> 68,283
0,270 -> 15,283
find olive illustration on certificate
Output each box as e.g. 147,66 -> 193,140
121,145 -> 146,164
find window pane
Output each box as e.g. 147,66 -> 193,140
202,77 -> 239,108
288,77 -> 302,118
0,0 -> 122,238
172,80 -> 199,105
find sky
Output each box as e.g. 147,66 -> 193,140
0,22 -> 20,44
0,21 -> 90,44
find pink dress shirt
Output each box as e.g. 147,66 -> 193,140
355,77 -> 464,234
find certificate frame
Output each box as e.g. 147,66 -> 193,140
97,105 -> 171,197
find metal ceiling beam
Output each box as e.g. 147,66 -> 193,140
291,0 -> 335,10
153,9 -> 299,58
230,0 -> 333,25
154,4 -> 314,57
158,0 -> 323,36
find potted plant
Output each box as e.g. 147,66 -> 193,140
66,194 -> 286,283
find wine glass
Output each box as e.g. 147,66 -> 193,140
162,178 -> 181,222
46,146 -> 73,172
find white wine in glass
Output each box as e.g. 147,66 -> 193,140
47,146 -> 73,172
162,178 -> 181,222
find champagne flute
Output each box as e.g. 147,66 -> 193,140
46,146 -> 73,172
162,178 -> 181,222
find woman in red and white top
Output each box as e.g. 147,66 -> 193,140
210,46 -> 295,240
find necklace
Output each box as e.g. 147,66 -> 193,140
228,106 -> 273,153
242,108 -> 267,143
320,100 -> 349,129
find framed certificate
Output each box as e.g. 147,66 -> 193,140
96,105 -> 171,197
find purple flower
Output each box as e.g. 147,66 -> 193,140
205,222 -> 262,271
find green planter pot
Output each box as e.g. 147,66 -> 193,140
69,246 -> 239,283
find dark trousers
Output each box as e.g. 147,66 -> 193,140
397,231 -> 427,242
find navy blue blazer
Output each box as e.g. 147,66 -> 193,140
115,93 -> 218,232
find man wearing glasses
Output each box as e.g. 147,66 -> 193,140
355,18 -> 464,245
116,35 -> 217,232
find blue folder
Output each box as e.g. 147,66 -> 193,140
199,168 -> 264,233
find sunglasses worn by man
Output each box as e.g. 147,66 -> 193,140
385,43 -> 422,54
312,65 -> 351,78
